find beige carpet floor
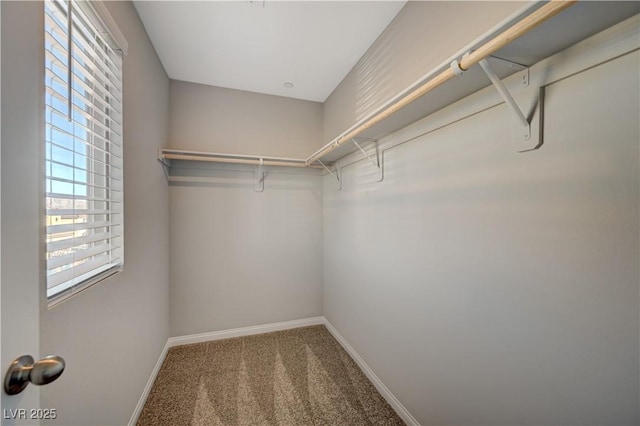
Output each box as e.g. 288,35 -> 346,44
137,325 -> 405,425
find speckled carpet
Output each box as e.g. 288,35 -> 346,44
137,325 -> 405,425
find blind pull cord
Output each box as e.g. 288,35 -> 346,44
67,0 -> 73,122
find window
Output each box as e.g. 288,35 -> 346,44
45,0 -> 125,303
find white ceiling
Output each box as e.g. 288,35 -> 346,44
133,1 -> 406,102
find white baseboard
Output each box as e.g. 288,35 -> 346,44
128,340 -> 170,426
129,315 -> 417,426
167,316 -> 325,347
322,318 -> 420,426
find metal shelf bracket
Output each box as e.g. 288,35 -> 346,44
486,55 -> 529,87
478,58 -> 531,140
351,138 -> 383,182
158,148 -> 171,179
318,159 -> 342,191
255,158 -> 265,192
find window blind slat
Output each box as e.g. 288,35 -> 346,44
70,5 -> 122,78
70,50 -> 122,105
47,255 -> 122,290
46,175 -> 123,192
46,133 -> 123,168
53,65 -> 123,128
45,30 -> 68,59
46,12 -> 122,108
44,5 -> 69,46
47,243 -> 122,270
47,262 -> 121,300
47,209 -> 113,216
47,231 -> 120,252
44,51 -> 121,114
46,160 -> 123,182
47,61 -> 121,134
45,58 -> 123,120
46,220 -> 121,235
46,139 -> 123,171
46,192 -> 123,203
69,9 -> 122,86
70,37 -> 122,101
46,120 -> 123,162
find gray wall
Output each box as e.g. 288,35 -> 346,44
323,1 -> 523,143
169,164 -> 323,336
39,2 -> 171,425
168,81 -> 324,337
322,35 -> 640,426
165,1 -> 522,340
170,81 -> 324,158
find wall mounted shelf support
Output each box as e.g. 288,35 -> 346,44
486,55 -> 529,87
478,58 -> 531,140
255,158 -> 265,192
351,138 -> 383,182
318,159 -> 341,191
158,149 -> 171,179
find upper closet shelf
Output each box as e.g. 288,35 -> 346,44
307,0 -> 640,166
160,0 -> 640,176
159,149 -> 314,168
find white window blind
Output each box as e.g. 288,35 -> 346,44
45,0 -> 124,303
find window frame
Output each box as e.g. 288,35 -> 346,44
44,0 -> 127,306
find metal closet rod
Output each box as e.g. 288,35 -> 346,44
305,0 -> 577,166
161,148 -> 317,168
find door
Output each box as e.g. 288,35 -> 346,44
1,1 -> 44,424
